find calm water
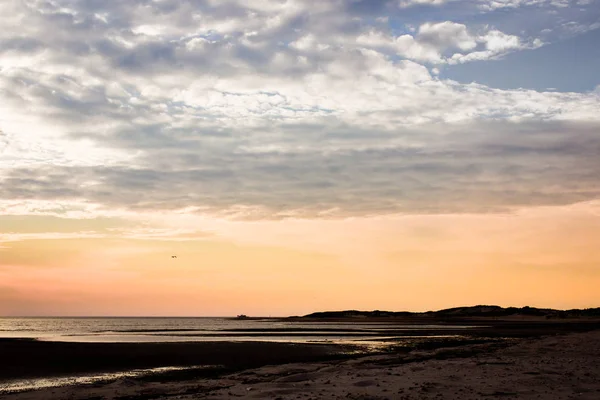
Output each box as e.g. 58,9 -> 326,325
0,317 -> 465,343
0,317 -> 471,394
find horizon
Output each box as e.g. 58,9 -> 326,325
3,303 -> 600,319
1,0 -> 600,316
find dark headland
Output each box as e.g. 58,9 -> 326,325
298,305 -> 600,319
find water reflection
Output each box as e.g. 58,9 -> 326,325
0,317 -> 475,344
0,365 -> 216,394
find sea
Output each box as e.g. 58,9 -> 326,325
0,317 -> 471,393
0,317 -> 465,343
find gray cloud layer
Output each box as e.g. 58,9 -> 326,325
3,119 -> 600,217
1,0 -> 599,218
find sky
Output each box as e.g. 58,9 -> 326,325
1,0 -> 599,316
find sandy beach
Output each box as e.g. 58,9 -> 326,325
2,322 -> 599,400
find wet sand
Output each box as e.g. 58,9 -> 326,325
201,329 -> 600,400
0,340 -> 352,381
1,320 -> 599,399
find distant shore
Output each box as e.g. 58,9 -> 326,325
292,305 -> 600,320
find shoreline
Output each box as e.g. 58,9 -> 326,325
2,319 -> 600,399
2,328 -> 599,399
0,339 -> 356,382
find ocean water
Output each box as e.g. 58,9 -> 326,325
0,317 -> 466,343
0,318 -> 473,394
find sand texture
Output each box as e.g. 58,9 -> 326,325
2,329 -> 599,400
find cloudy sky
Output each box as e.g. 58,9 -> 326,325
1,0 -> 599,316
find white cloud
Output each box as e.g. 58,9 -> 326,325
358,22 -> 527,64
396,0 -> 577,11
419,22 -> 478,52
477,0 -> 572,10
398,0 -> 449,7
0,0 -> 598,218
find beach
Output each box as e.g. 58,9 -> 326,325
202,329 -> 600,400
1,319 -> 599,399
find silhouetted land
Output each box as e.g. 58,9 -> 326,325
299,305 -> 600,319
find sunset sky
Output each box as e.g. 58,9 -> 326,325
1,0 -> 599,316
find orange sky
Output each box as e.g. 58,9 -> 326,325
2,201 -> 599,316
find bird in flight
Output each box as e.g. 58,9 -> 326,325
171,255 -> 177,259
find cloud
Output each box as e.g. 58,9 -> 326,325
398,0 -> 449,7
2,119 -> 600,218
358,22 -> 528,63
476,0 -> 572,11
418,22 -> 478,52
0,0 -> 599,219
396,0 -> 576,11
394,0 -> 575,10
